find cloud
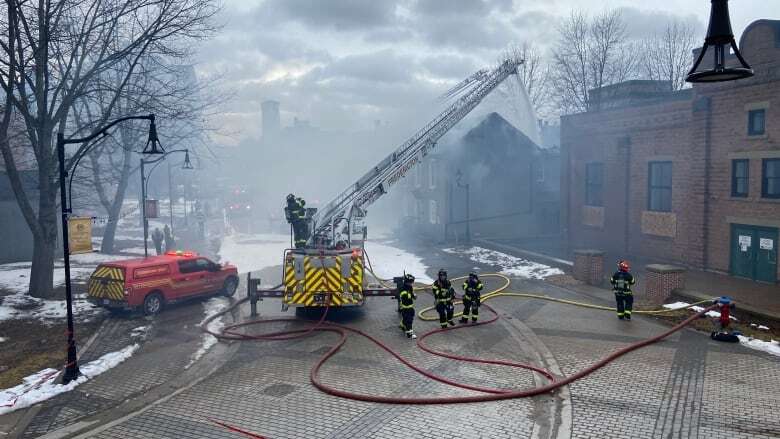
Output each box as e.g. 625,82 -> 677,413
616,7 -> 704,40
258,0 -> 402,31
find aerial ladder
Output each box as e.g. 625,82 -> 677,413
275,57 -> 523,311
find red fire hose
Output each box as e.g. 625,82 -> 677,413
201,291 -> 716,405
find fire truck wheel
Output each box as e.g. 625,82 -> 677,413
143,292 -> 164,316
222,277 -> 238,297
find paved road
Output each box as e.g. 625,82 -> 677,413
42,244 -> 779,439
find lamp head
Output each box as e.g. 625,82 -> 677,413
686,0 -> 753,83
142,115 -> 165,155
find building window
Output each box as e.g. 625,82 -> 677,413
585,163 -> 604,207
648,161 -> 672,212
429,200 -> 439,224
762,159 -> 780,198
731,159 -> 749,197
748,109 -> 766,136
428,160 -> 436,189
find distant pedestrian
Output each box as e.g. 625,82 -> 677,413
460,273 -> 483,324
398,274 -> 417,339
163,224 -> 176,252
151,227 -> 164,255
432,269 -> 455,329
610,260 -> 636,320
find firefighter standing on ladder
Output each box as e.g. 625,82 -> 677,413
432,269 -> 456,329
286,194 -> 308,248
398,274 -> 417,339
460,273 -> 483,324
610,260 -> 636,320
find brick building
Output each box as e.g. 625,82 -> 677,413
561,20 -> 780,284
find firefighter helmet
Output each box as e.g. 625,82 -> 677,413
618,260 -> 630,272
438,269 -> 447,279
404,273 -> 415,284
469,272 -> 478,280
286,193 -> 295,201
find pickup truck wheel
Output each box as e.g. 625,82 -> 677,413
222,277 -> 238,297
143,292 -> 164,316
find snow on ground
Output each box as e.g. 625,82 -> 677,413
662,302 -> 738,320
364,240 -> 434,283
737,336 -> 780,357
443,246 -> 563,280
218,233 -> 290,274
662,302 -> 691,310
662,302 -> 779,356
187,297 -> 230,369
0,293 -> 103,322
0,344 -> 139,415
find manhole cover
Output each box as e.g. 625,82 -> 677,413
262,383 -> 297,398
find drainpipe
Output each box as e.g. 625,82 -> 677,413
618,137 -> 632,255
699,97 -> 713,270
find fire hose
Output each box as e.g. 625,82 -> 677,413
201,276 -> 716,405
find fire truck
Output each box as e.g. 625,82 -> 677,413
261,58 -> 524,311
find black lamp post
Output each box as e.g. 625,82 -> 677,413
686,0 -> 753,83
57,114 -> 163,384
455,169 -> 470,244
140,149 -> 193,257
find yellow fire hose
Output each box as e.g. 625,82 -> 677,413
361,251 -> 710,321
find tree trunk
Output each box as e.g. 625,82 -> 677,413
28,133 -> 60,299
29,184 -> 59,299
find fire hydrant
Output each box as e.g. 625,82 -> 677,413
710,296 -> 739,342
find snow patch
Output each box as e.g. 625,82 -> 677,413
443,246 -> 563,280
218,233 -> 290,274
187,297 -> 229,368
364,241 -> 434,283
0,336 -> 6,343
737,336 -> 780,357
0,344 -> 139,415
0,293 -> 103,323
662,302 -> 693,310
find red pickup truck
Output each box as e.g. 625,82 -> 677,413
87,251 -> 239,315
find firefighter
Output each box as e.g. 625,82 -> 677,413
460,272 -> 483,324
286,194 -> 308,248
432,269 -> 456,329
610,260 -> 636,320
398,274 -> 417,339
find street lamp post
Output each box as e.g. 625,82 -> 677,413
455,169 -> 470,244
57,114 -> 164,384
140,149 -> 193,257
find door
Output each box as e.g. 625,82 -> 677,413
175,259 -> 208,297
731,224 -> 754,279
756,228 -> 778,283
730,224 -> 778,283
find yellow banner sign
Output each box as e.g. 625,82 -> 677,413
68,217 -> 93,255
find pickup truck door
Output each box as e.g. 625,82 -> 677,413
174,259 -> 209,297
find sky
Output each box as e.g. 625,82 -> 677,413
195,0 -> 780,144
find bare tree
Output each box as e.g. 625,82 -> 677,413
552,9 -> 638,114
0,0 -> 219,298
72,58 -> 224,254
503,42 -> 553,120
640,20 -> 698,91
